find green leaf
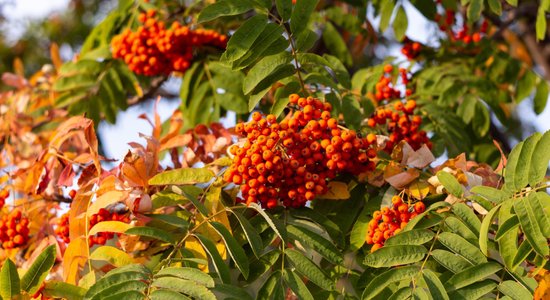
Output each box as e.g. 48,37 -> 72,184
90,281 -> 146,300
276,0 -> 293,21
152,277 -> 216,300
513,197 -> 549,257
437,232 -> 487,264
125,227 -> 177,244
103,291 -> 144,300
198,0 -> 254,23
21,245 -> 56,295
452,203 -> 481,236
504,141 -> 524,192
231,210 -> 264,258
516,70 -> 536,102
44,281 -> 86,300
150,290 -> 191,300
385,229 -> 435,246
364,245 -> 427,268
466,0 -> 483,22
531,192 -> 550,237
349,206 -> 371,251
155,267 -> 214,288
529,130 -> 550,186
289,207 -> 345,248
536,6 -> 548,41
393,6 -> 408,41
445,217 -> 477,243
283,269 -> 314,300
54,74 -> 97,92
193,233 -> 231,284
209,221 -> 250,279
248,203 -> 287,242
487,0 -> 502,14
221,15 -> 268,63
362,266 -> 419,300
243,52 -> 294,95
379,1 -> 396,32
285,249 -> 334,290
0,259 -> 20,300
513,132 -> 542,191
257,271 -> 282,300
341,95 -> 362,129
89,246 -> 135,267
495,215 -> 519,241
445,262 -> 502,292
436,171 -> 463,197
322,22 -> 352,66
511,240 -> 532,270
85,271 -> 149,300
470,186 -> 509,204
211,284 -> 253,300
479,204 -> 500,256
231,24 -> 286,70
431,249 -> 472,273
534,80 -> 549,114
448,280 -> 497,299
457,95 -> 477,124
498,280 -> 533,300
472,101 -> 490,137
148,168 -> 214,186
422,269 -> 450,300
505,0 -> 518,5
290,0 -> 320,35
287,224 -> 343,265
498,201 -> 519,269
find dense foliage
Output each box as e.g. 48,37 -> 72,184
0,0 -> 550,299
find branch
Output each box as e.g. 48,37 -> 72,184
127,76 -> 168,106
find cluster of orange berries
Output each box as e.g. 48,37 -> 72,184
56,208 -> 130,246
0,209 -> 30,249
111,10 -> 227,76
374,65 -> 412,101
54,213 -> 70,243
225,94 -> 377,208
0,189 -> 8,209
366,196 -> 425,252
368,99 -> 431,151
434,7 -> 487,44
89,209 -> 130,247
401,39 -> 421,60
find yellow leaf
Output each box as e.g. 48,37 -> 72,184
408,180 -> 431,200
89,245 -> 135,267
88,221 -> 132,236
318,181 -> 350,200
185,237 -> 209,272
63,237 -> 88,285
87,190 -> 128,216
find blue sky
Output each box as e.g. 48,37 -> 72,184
6,1 -> 550,159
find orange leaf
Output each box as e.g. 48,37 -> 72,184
50,43 -> 63,70
87,190 -> 128,217
63,237 -> 88,284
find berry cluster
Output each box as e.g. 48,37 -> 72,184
0,189 -> 8,209
401,39 -> 421,60
366,196 -> 425,252
368,99 -> 431,151
111,10 -> 227,76
0,209 -> 30,249
225,95 -> 377,208
434,8 -> 488,44
55,213 -> 70,243
88,208 -> 130,247
374,65 -> 412,101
